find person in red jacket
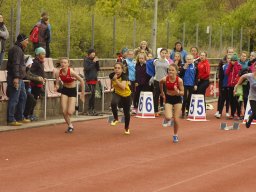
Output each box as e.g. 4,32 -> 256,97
197,51 -> 210,96
225,53 -> 242,119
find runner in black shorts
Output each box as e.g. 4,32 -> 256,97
160,64 -> 184,143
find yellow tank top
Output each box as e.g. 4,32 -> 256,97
110,72 -> 131,97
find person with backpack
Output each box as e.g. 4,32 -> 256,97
0,13 -> 9,67
30,14 -> 50,55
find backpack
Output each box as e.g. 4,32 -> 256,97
29,25 -> 39,43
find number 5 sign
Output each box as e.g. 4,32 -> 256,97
187,94 -> 207,121
136,92 -> 155,118
243,100 -> 256,124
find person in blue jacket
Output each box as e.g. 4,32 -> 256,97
170,41 -> 187,64
180,54 -> 198,118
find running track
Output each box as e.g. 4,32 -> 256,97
1,107 -> 256,192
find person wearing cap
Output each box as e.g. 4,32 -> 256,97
6,33 -> 29,126
83,48 -> 100,115
226,53 -> 242,120
29,47 -> 46,103
0,13 -> 9,67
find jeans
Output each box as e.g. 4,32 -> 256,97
7,79 -> 27,122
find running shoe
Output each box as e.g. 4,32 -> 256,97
215,114 -> 221,119
214,111 -> 220,117
226,113 -> 230,118
155,113 -> 160,117
246,116 -> 253,128
65,127 -> 74,133
173,135 -> 179,143
111,120 -> 119,126
162,119 -> 170,127
124,129 -> 130,135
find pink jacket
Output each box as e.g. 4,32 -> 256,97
225,61 -> 242,87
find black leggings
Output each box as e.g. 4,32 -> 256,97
182,86 -> 194,115
111,93 -> 131,130
218,87 -> 230,115
249,100 -> 256,121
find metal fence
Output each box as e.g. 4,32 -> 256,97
5,5 -> 254,58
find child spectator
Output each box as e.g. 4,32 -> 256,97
180,54 -> 198,118
226,53 -> 242,119
133,53 -> 151,114
215,55 -> 231,118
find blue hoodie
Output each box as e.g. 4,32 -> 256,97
183,63 -> 196,86
125,58 -> 136,81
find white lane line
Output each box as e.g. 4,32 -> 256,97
154,155 -> 256,192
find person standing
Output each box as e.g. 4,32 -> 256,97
196,52 -> 210,97
153,48 -> 170,117
109,62 -> 132,135
226,53 -> 242,119
160,64 -> 184,143
180,54 -> 198,118
83,48 -> 100,115
215,47 -> 234,118
235,62 -> 256,128
0,13 -> 9,67
55,57 -> 85,133
7,34 -> 30,126
170,41 -> 187,64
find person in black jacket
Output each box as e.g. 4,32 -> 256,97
83,48 -> 100,115
7,34 -> 30,126
215,47 -> 234,118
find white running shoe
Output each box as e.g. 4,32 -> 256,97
214,111 -> 220,117
215,114 -> 221,119
226,113 -> 230,118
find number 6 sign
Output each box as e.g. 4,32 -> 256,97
136,92 -> 155,118
187,94 -> 207,121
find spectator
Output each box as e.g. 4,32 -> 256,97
226,53 -> 242,119
83,48 -> 100,116
215,47 -> 234,118
196,51 -> 210,110
27,47 -> 46,120
123,49 -> 136,107
239,51 -> 249,112
170,41 -> 187,64
248,51 -> 256,72
32,13 -> 50,56
23,55 -> 40,121
7,34 -> 30,126
133,53 -> 151,114
134,41 -> 152,57
180,54 -> 198,118
215,55 -> 232,119
153,48 -> 170,116
0,13 -> 9,67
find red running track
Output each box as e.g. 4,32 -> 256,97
1,108 -> 256,192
